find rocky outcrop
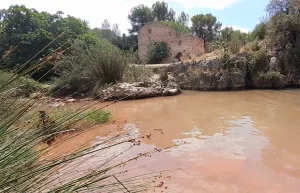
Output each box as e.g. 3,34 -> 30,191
168,53 -> 248,91
253,71 -> 286,89
98,75 -> 181,101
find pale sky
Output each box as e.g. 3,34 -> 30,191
1,0 -> 270,34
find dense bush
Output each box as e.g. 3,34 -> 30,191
53,40 -> 132,97
0,5 -> 92,81
248,49 -> 269,75
147,41 -> 169,64
250,22 -> 267,41
254,71 -> 286,89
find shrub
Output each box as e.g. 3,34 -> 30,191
248,49 -> 269,75
250,22 -> 267,41
53,39 -> 132,97
254,71 -> 286,89
161,21 -> 192,34
147,41 -> 169,64
0,70 -> 48,97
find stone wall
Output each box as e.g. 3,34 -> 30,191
138,23 -> 205,63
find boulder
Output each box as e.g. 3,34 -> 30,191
99,75 -> 181,101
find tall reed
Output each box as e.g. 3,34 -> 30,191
0,39 -> 168,193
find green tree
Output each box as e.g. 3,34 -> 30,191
128,4 -> 153,34
250,22 -> 267,41
266,0 -> 300,17
0,5 -> 90,80
113,34 -> 138,52
151,1 -> 175,22
101,19 -> 111,29
177,11 -> 190,26
217,27 -> 248,54
147,41 -> 169,64
92,19 -> 137,52
266,0 -> 300,68
191,13 -> 222,43
167,8 -> 176,21
94,19 -> 116,42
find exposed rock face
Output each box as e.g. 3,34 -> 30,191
168,54 -> 248,91
269,57 -> 281,71
99,75 -> 181,101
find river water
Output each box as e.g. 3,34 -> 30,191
50,90 -> 300,193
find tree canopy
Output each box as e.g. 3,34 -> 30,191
191,13 -> 222,43
177,11 -> 190,26
128,1 -> 177,34
0,5 -> 91,80
128,4 -> 153,34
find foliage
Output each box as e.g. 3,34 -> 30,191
177,11 -> 190,26
92,20 -> 119,42
161,21 -> 192,34
151,1 -> 175,22
0,32 -> 169,191
0,70 -> 47,97
248,49 -> 269,75
254,71 -> 286,89
113,34 -> 138,52
0,69 -> 162,193
128,1 -> 177,34
147,41 -> 169,64
265,0 -> 300,68
217,27 -> 248,54
0,5 -> 90,80
92,21 -> 138,52
53,40 -> 132,97
250,22 -> 267,41
128,4 -> 153,33
266,0 -> 300,18
191,13 -> 222,43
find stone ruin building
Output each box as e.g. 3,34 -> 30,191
138,22 -> 205,63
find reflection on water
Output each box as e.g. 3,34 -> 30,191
49,90 -> 300,192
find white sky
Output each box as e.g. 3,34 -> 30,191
0,0 -> 245,34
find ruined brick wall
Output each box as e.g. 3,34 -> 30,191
138,23 -> 205,63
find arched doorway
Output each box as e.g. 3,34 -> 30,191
175,52 -> 183,61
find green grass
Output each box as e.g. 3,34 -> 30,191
49,108 -> 111,125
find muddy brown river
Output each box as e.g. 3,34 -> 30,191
48,90 -> 300,193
